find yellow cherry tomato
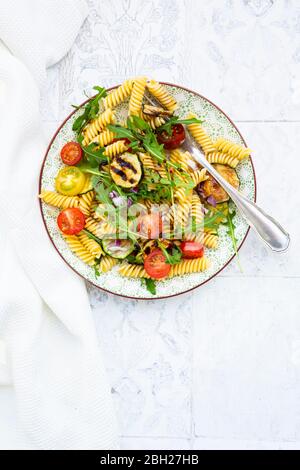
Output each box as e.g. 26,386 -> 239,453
55,166 -> 86,196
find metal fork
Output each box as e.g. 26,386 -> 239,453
182,131 -> 290,252
143,94 -> 290,252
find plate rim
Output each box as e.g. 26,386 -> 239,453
39,82 -> 257,300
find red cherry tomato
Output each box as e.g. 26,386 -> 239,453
157,124 -> 185,150
60,142 -> 83,165
180,241 -> 204,259
137,213 -> 162,239
144,248 -> 171,279
57,208 -> 85,235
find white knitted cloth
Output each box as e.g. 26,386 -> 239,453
0,0 -> 118,450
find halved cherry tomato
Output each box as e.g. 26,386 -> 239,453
137,212 -> 162,239
144,248 -> 171,279
55,166 -> 86,196
57,208 -> 85,235
180,241 -> 204,259
157,124 -> 185,150
60,141 -> 83,165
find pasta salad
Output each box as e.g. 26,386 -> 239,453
39,77 -> 251,295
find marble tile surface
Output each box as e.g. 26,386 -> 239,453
38,0 -> 300,450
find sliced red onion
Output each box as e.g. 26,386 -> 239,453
130,187 -> 138,193
113,196 -> 126,207
114,239 -> 121,247
109,190 -> 118,199
196,183 -> 206,199
202,206 -> 209,214
127,197 -> 133,208
206,195 -> 217,207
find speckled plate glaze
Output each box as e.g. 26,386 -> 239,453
40,83 -> 256,299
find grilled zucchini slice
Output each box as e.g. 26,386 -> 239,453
110,152 -> 142,188
102,239 -> 134,259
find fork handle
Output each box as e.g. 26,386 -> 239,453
191,149 -> 290,253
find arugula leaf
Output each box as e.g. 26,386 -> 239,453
94,183 -> 112,205
225,208 -> 238,252
141,278 -> 156,295
126,254 -> 144,265
157,116 -> 204,135
107,124 -> 136,141
82,143 -> 107,166
128,115 -> 151,132
72,86 -> 107,133
157,241 -> 182,265
82,229 -> 103,246
223,207 -> 243,271
93,264 -> 100,278
143,132 -> 166,163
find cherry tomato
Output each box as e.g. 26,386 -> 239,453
55,166 -> 86,196
144,248 -> 171,279
57,208 -> 85,235
180,241 -> 204,259
60,142 -> 83,165
137,213 -> 162,239
157,124 -> 185,150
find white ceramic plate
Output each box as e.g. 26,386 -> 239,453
39,83 -> 256,299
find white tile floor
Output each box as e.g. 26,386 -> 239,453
1,0 -> 300,450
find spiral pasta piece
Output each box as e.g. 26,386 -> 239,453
85,217 -> 102,237
169,257 -> 210,277
139,152 -> 167,178
39,190 -> 79,209
170,149 -> 191,173
98,255 -> 117,273
78,232 -> 103,257
104,140 -> 128,158
146,79 -> 177,112
63,235 -> 95,266
142,114 -> 165,129
82,108 -> 115,145
187,113 -> 216,154
203,233 -> 219,249
90,129 -> 115,147
174,187 -> 192,204
79,190 -> 95,216
119,263 -> 150,278
207,151 -> 239,168
102,79 -> 133,109
129,76 -> 147,116
214,138 -> 251,160
190,168 -> 208,187
173,201 -> 191,230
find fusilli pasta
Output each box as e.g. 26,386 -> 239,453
78,232 -> 103,257
203,233 -> 219,249
146,79 -> 177,112
90,129 -> 115,147
129,77 -> 147,116
169,257 -> 210,276
214,138 -> 251,160
103,79 -> 133,109
119,263 -> 150,278
206,151 -> 239,168
82,108 -> 115,145
39,191 -> 79,209
63,235 -> 95,265
98,255 -> 117,273
79,190 -> 95,216
187,113 -> 216,154
104,140 -> 128,158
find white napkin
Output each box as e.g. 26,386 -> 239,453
0,0 -> 118,450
